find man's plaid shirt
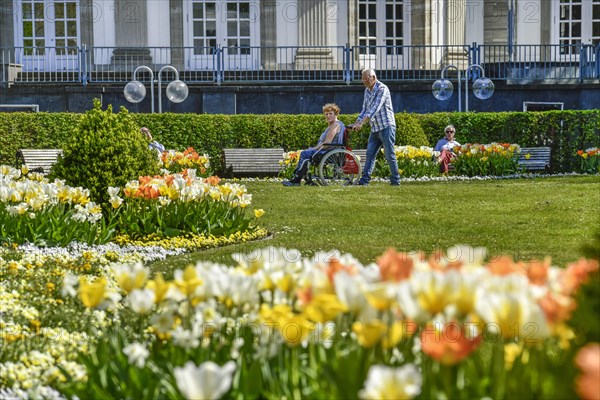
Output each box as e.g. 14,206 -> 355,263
357,80 -> 396,132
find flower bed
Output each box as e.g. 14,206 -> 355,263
278,150 -> 301,180
577,148 -> 600,174
109,170 -> 257,238
278,144 -> 532,179
1,244 -> 598,399
160,147 -> 211,175
0,166 -> 109,246
1,165 -> 266,247
376,145 -> 439,178
450,142 -> 521,176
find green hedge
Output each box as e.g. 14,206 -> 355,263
417,110 -> 600,172
1,110 -> 598,174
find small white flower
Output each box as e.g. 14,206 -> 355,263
123,342 -> 149,368
174,360 -> 237,400
61,272 -> 79,298
171,326 -> 200,349
151,310 -> 175,334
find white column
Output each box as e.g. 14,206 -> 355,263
147,0 -> 171,65
111,0 -> 152,70
294,0 -> 335,69
446,0 -> 469,69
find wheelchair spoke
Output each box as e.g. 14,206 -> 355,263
317,149 -> 361,186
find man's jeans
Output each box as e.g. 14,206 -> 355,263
358,126 -> 400,185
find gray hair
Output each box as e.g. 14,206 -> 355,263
361,68 -> 376,78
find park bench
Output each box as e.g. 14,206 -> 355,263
223,148 -> 284,177
445,146 -> 551,174
16,149 -> 63,175
352,149 -> 368,163
517,146 -> 552,172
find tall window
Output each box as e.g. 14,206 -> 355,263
184,0 -> 258,70
191,1 -> 217,54
189,1 -> 252,55
558,0 -> 600,53
358,0 -> 406,55
19,0 -> 79,56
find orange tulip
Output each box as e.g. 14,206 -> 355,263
421,322 -> 482,365
525,258 -> 550,286
561,258 -> 599,295
538,291 -> 576,326
487,256 -> 525,276
321,259 -> 356,286
575,343 -> 600,400
376,248 -> 414,281
204,176 -> 222,186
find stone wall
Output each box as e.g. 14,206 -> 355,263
1,82 -> 598,114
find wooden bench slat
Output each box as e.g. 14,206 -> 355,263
223,148 -> 284,176
16,149 -> 63,175
517,147 -> 551,171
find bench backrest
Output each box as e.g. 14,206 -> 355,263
223,148 -> 284,176
16,149 -> 63,175
352,149 -> 368,162
518,146 -> 552,171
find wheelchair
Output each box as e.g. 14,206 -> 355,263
304,128 -> 363,186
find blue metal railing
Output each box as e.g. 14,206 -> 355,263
1,43 -> 598,86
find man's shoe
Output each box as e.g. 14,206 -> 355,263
282,181 -> 301,186
355,181 -> 369,186
390,182 -> 400,186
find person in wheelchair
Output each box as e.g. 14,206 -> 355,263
283,103 -> 346,186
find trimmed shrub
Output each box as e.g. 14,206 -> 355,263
395,112 -> 429,147
2,109 -> 598,174
49,99 -> 160,208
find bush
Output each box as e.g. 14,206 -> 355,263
395,112 -> 429,147
49,99 -> 160,208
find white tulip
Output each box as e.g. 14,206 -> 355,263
174,360 -> 236,400
128,289 -> 155,315
359,364 -> 422,400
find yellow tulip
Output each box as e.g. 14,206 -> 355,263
146,272 -> 171,304
109,196 -> 123,209
381,321 -> 406,349
174,265 -> 203,297
116,266 -> 148,294
254,208 -> 265,218
78,277 -> 107,308
353,320 -> 387,348
275,274 -> 294,293
280,314 -> 314,346
303,293 -> 347,323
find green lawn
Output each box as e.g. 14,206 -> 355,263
152,176 -> 600,271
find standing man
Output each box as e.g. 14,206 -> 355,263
352,68 -> 400,186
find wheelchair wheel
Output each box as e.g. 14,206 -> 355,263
317,148 -> 362,186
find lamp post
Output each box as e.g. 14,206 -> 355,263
158,65 -> 189,113
124,66 -> 155,113
432,64 -> 495,112
124,65 -> 189,113
464,64 -> 495,111
432,65 -> 462,112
